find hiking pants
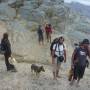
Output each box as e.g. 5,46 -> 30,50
4,54 -> 15,70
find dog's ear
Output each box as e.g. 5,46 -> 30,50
41,66 -> 44,69
41,66 -> 45,72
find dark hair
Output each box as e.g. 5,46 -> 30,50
82,39 -> 90,44
3,33 -> 8,39
48,24 -> 51,27
59,36 -> 64,41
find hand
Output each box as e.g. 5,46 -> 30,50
64,57 -> 66,63
64,59 -> 66,63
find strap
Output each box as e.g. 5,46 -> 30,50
55,43 -> 57,51
55,43 -> 61,56
58,44 -> 61,56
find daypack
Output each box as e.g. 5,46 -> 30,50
73,47 -> 89,66
0,43 -> 5,54
50,38 -> 59,52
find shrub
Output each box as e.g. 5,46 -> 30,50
45,8 -> 54,18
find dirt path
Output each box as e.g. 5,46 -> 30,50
0,60 -> 90,90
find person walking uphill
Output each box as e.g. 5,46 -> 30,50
37,25 -> 44,45
1,33 -> 17,72
45,24 -> 52,43
51,36 -> 66,80
70,39 -> 90,86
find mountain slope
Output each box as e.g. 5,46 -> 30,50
65,2 -> 90,18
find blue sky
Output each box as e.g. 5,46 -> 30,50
64,0 -> 90,6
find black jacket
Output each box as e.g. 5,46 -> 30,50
1,38 -> 11,56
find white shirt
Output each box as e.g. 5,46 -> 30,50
53,44 -> 65,57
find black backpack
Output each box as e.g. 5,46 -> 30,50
50,38 -> 59,52
0,44 -> 5,54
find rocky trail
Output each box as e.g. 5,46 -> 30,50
0,60 -> 90,90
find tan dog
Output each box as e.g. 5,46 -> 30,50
9,57 -> 17,72
31,64 -> 45,76
9,57 -> 17,65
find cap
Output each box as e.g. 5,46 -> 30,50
82,39 -> 90,44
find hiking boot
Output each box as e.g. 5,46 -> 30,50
10,68 -> 17,72
7,69 -> 11,71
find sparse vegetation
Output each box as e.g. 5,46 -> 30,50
45,8 -> 54,18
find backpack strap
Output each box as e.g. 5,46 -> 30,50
55,43 -> 64,56
55,43 -> 58,51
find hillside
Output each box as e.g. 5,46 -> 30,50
65,2 -> 90,18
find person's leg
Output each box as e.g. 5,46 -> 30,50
46,32 -> 49,42
52,58 -> 57,80
38,35 -> 41,45
76,66 -> 86,86
56,62 -> 61,78
4,55 -> 11,71
41,35 -> 44,45
49,33 -> 52,43
77,78 -> 80,86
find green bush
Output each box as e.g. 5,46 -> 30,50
45,8 -> 54,18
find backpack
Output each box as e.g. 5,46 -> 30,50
73,47 -> 89,66
0,43 -> 5,54
50,38 -> 59,52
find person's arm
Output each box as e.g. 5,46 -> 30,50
52,50 -> 55,64
87,45 -> 90,58
63,44 -> 66,63
64,49 -> 66,63
51,44 -> 56,64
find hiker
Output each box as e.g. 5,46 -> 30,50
1,33 -> 17,72
68,43 -> 79,81
37,25 -> 44,45
70,39 -> 90,86
45,24 -> 52,43
51,36 -> 66,80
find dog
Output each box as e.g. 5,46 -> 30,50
31,64 -> 45,76
68,68 -> 74,81
8,57 -> 17,72
9,57 -> 17,65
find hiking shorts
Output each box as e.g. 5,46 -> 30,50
73,64 -> 86,80
52,57 -> 61,72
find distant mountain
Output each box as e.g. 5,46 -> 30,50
65,2 -> 90,18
